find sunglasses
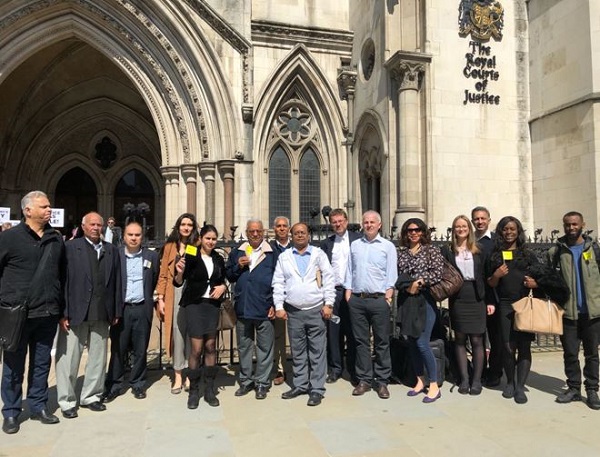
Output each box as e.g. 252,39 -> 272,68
407,228 -> 422,233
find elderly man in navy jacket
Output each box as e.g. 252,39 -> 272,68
226,219 -> 277,400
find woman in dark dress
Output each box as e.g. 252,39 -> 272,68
486,216 -> 539,404
174,224 -> 227,409
442,215 -> 491,395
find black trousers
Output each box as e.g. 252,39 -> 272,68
485,308 -> 503,380
106,304 -> 151,391
326,288 -> 356,378
560,315 -> 600,392
348,295 -> 391,386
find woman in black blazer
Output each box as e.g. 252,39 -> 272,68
174,224 -> 227,409
442,215 -> 492,395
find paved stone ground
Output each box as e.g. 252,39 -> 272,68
1,350 -> 599,457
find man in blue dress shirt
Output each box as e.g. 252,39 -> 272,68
344,211 -> 397,399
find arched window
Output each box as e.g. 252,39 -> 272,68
268,147 -> 291,225
299,148 -> 320,223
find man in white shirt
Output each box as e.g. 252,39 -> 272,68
320,209 -> 361,384
272,223 -> 336,406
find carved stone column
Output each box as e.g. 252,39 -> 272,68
337,66 -> 358,222
160,166 -> 180,230
180,164 -> 197,214
199,162 -> 216,225
385,51 -> 431,227
218,160 -> 235,240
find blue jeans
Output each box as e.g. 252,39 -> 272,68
2,316 -> 58,418
409,303 -> 437,381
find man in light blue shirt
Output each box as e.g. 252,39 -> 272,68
104,222 -> 159,402
344,211 -> 397,399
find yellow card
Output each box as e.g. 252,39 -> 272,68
185,244 -> 198,256
245,245 -> 253,256
502,251 -> 513,261
583,251 -> 592,261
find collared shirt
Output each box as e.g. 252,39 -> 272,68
85,237 -> 103,259
292,245 -> 312,277
344,234 -> 398,293
249,245 -> 262,272
331,231 -> 350,286
125,248 -> 144,303
476,229 -> 493,242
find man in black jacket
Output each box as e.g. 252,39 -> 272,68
0,191 -> 65,434
320,209 -> 360,384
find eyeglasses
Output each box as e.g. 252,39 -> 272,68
407,228 -> 422,233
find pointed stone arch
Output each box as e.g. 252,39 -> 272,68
254,44 -> 345,221
0,0 -> 242,168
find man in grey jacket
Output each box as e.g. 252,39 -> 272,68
272,222 -> 336,406
550,211 -> 600,410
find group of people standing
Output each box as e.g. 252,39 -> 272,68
1,191 -> 160,434
2,191 -> 599,436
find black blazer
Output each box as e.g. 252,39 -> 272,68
63,237 -> 122,326
441,244 -> 486,302
180,250 -> 226,306
320,230 -> 361,263
119,247 -> 160,322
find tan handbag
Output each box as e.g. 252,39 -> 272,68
512,290 -> 564,335
218,294 -> 237,331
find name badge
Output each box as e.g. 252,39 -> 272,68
143,259 -> 152,269
502,251 -> 513,261
583,251 -> 592,261
185,245 -> 198,256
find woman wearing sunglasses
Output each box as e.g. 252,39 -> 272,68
396,218 -> 444,403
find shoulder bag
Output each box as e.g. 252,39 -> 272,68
218,288 -> 237,331
429,257 -> 464,302
512,290 -> 564,335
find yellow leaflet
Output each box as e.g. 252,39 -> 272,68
185,245 -> 198,256
583,251 -> 592,261
502,251 -> 513,261
245,245 -> 253,256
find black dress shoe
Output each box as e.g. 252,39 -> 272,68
61,408 -> 78,419
281,387 -> 308,399
2,417 -> 19,434
326,373 -> 340,384
377,384 -> 390,399
255,385 -> 269,400
234,383 -> 255,397
101,390 -> 120,404
307,392 -> 323,406
132,388 -> 147,400
30,408 -> 59,424
80,401 -> 106,412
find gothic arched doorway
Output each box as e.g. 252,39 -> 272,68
54,167 -> 98,236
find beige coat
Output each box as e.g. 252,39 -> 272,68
156,242 -> 179,357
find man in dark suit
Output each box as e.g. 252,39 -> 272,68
320,208 -> 361,384
471,206 -> 501,387
103,221 -> 159,402
55,212 -> 122,419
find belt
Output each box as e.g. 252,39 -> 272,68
352,292 -> 384,299
335,285 -> 345,291
125,301 -> 144,306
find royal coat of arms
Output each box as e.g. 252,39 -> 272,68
458,0 -> 504,41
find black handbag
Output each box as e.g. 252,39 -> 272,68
0,302 -> 27,352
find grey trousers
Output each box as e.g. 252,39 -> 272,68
236,318 -> 275,388
55,320 -> 109,410
286,305 -> 327,395
172,286 -> 189,371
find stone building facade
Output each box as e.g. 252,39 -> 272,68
0,0 -> 598,238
